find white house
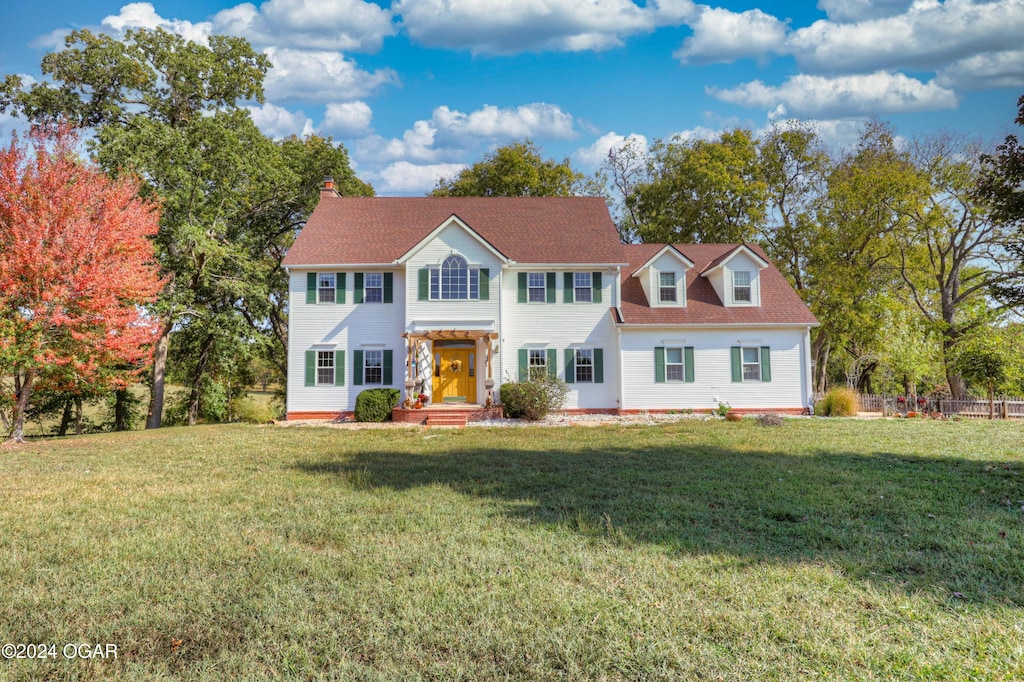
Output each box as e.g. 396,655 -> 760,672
281,182 -> 819,420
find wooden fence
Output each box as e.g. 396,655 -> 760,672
853,393 -> 1024,419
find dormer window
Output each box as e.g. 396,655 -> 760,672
659,272 -> 677,303
733,271 -> 752,303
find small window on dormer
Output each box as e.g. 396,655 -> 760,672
659,272 -> 677,303
733,271 -> 752,303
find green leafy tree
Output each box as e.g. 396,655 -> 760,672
627,129 -> 766,244
432,139 -> 591,197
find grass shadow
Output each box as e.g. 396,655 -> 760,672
293,425 -> 1024,606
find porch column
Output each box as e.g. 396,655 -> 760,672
404,335 -> 417,405
484,334 -> 495,407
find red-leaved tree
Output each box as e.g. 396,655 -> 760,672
0,125 -> 163,442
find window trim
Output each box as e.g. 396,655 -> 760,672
316,350 -> 335,386
527,272 -> 546,303
363,349 -> 384,385
664,347 -> 685,382
741,346 -> 761,381
574,272 -> 593,303
363,272 -> 383,303
428,255 -> 481,301
574,348 -> 594,383
658,271 -> 677,303
733,270 -> 752,304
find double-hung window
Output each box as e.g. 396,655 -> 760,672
364,273 -> 383,303
659,272 -> 677,303
528,273 -> 546,302
318,274 -> 336,303
528,349 -> 547,379
742,347 -> 761,381
733,271 -> 752,303
575,349 -> 594,383
574,272 -> 592,302
317,351 -> 335,385
665,348 -> 685,381
364,350 -> 383,385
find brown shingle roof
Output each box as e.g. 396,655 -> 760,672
282,196 -> 626,266
618,243 -> 819,326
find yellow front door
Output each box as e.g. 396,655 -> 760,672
433,349 -> 476,403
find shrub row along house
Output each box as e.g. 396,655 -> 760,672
281,180 -> 819,419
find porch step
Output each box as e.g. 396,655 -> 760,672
425,412 -> 468,428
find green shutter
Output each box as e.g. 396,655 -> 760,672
760,346 -> 771,382
336,273 -> 346,304
353,350 -> 364,386
383,349 -> 393,385
564,272 -> 574,303
564,349 -> 575,384
354,273 -> 364,304
731,347 -> 742,382
418,268 -> 429,301
383,273 -> 393,303
547,348 -> 557,380
518,273 -> 528,303
592,272 -> 602,303
479,268 -> 489,301
684,347 -> 695,383
654,347 -> 666,383
334,350 -> 345,386
546,272 -> 556,303
306,273 -> 317,304
305,350 -> 315,386
594,348 -> 604,384
518,349 -> 528,381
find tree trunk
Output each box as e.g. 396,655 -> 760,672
74,396 -> 83,436
146,324 -> 172,429
114,388 -> 129,431
9,369 -> 35,443
187,334 -> 215,426
812,335 -> 831,394
58,399 -> 73,437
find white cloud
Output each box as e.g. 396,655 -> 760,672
246,102 -> 314,139
572,132 -> 648,170
323,101 -> 374,137
393,0 -> 695,54
263,48 -> 398,100
667,125 -> 728,142
674,7 -> 788,65
788,0 -> 1024,74
815,0 -> 915,23
937,50 -> 1024,90
102,2 -> 213,43
432,103 -> 577,144
211,0 -> 395,52
372,161 -> 467,194
709,71 -> 959,119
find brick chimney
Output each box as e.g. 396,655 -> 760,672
321,176 -> 339,198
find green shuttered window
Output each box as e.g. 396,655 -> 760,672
654,346 -> 694,383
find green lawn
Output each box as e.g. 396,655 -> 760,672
1,419 -> 1022,680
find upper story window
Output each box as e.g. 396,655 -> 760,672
659,272 -> 677,303
733,271 -> 752,303
364,272 -> 383,303
528,273 -> 546,302
429,255 -> 480,300
574,272 -> 592,302
318,273 -> 336,303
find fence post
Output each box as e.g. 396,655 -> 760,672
1003,400 -> 1009,419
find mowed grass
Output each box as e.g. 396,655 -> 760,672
1,419 -> 1022,680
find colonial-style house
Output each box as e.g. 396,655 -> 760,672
281,180 -> 819,420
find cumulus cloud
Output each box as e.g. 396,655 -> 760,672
372,161 -> 468,194
815,0 -> 916,23
101,2 -> 212,43
709,71 -> 959,119
393,0 -> 695,54
788,0 -> 1024,74
937,50 -> 1024,90
211,0 -> 395,52
572,132 -> 648,170
674,7 -> 788,65
263,48 -> 398,100
246,102 -> 314,139
323,101 -> 374,137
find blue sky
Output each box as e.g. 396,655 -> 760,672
2,0 -> 1023,195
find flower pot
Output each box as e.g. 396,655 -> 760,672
414,402 -> 423,409
725,411 -> 742,422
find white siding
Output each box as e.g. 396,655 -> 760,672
499,268 -> 619,409
724,253 -> 761,306
619,326 -> 811,411
287,270 -> 406,413
649,252 -> 687,307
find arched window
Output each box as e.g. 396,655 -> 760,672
430,254 -> 480,300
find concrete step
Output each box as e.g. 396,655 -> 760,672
425,412 -> 468,428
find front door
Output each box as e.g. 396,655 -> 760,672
433,349 -> 476,403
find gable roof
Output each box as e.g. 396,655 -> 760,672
618,243 -> 818,326
699,244 -> 769,275
282,196 -> 627,267
629,244 -> 694,276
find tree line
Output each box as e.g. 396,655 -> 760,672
1,27 -> 1022,440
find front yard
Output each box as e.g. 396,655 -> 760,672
1,419 -> 1021,679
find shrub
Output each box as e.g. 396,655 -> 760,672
231,395 -> 278,424
815,387 -> 860,417
500,371 -> 568,421
354,388 -> 401,422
